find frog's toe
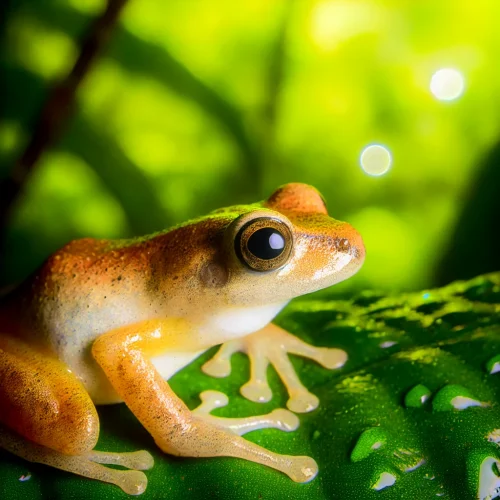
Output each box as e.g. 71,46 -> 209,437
114,470 -> 148,496
192,392 -> 299,436
269,408 -> 300,431
287,391 -> 319,413
193,390 -> 229,414
315,347 -> 347,369
285,455 -> 319,483
241,380 -> 273,403
202,340 -> 243,377
202,356 -> 232,377
88,449 -> 154,471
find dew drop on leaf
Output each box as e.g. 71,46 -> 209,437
379,340 -> 398,348
476,457 -> 500,500
432,385 -> 486,412
404,384 -> 431,408
372,472 -> 396,491
485,355 -> 500,375
351,427 -> 387,462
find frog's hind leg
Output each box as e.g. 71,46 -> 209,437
0,341 -> 152,495
0,427 -> 149,495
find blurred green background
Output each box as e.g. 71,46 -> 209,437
1,0 -> 499,296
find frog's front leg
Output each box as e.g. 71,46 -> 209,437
202,323 -> 347,413
92,319 -> 318,484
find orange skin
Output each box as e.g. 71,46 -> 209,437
0,183 -> 365,494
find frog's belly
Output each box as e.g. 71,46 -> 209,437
151,349 -> 206,380
63,301 -> 288,404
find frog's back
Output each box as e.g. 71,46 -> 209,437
0,236 -> 166,402
0,238 -> 131,341
0,215 -> 229,342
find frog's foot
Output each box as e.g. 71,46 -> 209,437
202,323 -> 347,413
0,426 -> 152,495
192,390 -> 299,436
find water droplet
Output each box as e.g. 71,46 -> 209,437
312,430 -> 321,440
486,355 -> 500,375
393,448 -> 426,473
372,472 -> 396,491
477,457 -> 500,500
432,385 -> 486,412
404,457 -> 426,473
351,427 -> 387,462
451,396 -> 486,410
379,341 -> 398,349
404,384 -> 431,408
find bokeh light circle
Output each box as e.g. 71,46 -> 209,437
430,68 -> 465,101
360,144 -> 392,176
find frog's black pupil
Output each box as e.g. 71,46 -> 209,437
247,228 -> 285,260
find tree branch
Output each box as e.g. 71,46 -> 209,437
0,0 -> 128,230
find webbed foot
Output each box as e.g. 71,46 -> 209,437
193,390 -> 299,435
202,323 -> 346,412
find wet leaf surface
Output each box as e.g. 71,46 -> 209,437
2,273 -> 500,499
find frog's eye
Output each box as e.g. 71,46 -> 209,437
235,217 -> 293,272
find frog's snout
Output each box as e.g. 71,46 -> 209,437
335,223 -> 365,264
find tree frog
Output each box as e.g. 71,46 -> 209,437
0,183 -> 365,495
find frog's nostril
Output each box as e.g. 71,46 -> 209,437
337,225 -> 365,262
336,238 -> 351,253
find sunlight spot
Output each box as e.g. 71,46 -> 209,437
430,68 -> 465,101
310,1 -> 384,51
8,17 -> 77,79
360,144 -> 392,176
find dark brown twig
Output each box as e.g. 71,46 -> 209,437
0,0 -> 128,231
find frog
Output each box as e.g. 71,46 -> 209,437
0,183 -> 365,495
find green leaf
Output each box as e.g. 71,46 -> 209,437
2,272 -> 500,499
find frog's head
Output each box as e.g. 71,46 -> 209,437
218,183 -> 365,305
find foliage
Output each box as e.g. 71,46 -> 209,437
1,0 -> 500,292
2,273 -> 500,499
